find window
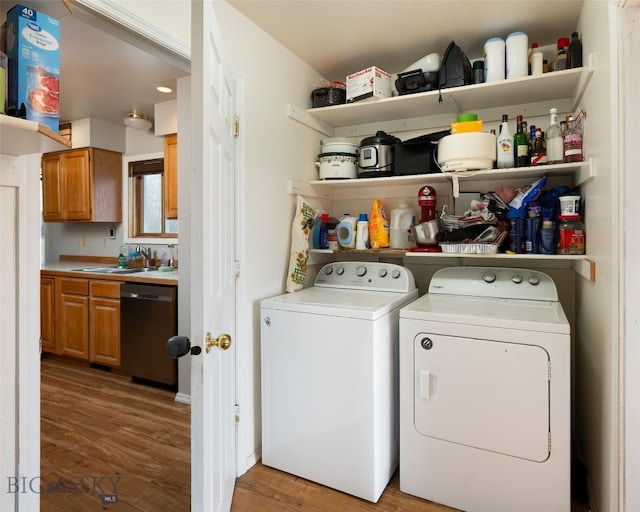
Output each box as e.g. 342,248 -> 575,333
128,157 -> 178,238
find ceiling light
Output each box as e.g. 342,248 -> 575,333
157,86 -> 173,93
124,112 -> 152,130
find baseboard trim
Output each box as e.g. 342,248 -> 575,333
174,392 -> 191,405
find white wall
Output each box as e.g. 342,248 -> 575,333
622,3 -> 640,511
573,2 -> 619,512
214,1 -> 325,473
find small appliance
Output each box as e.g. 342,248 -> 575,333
357,130 -> 400,178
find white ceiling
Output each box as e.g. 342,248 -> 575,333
1,0 -> 584,129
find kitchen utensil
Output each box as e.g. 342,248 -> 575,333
316,152 -> 358,179
320,137 -> 359,155
395,130 -> 449,175
357,130 -> 400,178
411,219 -> 444,246
437,132 -> 496,172
311,82 -> 346,108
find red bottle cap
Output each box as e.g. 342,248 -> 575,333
557,37 -> 570,48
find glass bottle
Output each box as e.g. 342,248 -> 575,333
569,32 -> 583,69
563,116 -> 584,163
497,114 -> 514,169
546,108 -> 564,164
514,115 -> 529,167
530,128 -> 547,166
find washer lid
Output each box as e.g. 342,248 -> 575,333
261,287 -> 418,321
400,293 -> 569,334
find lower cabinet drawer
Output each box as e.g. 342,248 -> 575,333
90,280 -> 121,298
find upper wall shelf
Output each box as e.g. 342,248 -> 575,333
287,54 -> 594,136
1,115 -> 72,156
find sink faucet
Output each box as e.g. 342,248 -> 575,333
136,246 -> 152,267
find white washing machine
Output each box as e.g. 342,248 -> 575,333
260,261 -> 418,502
399,266 -> 570,512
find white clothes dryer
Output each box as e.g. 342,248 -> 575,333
260,261 -> 418,502
399,266 -> 570,512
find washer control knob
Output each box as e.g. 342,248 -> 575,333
483,271 -> 497,283
356,265 -> 367,277
335,266 -> 345,275
378,268 -> 388,278
528,274 -> 540,286
512,274 -> 523,284
324,266 -> 333,275
391,269 -> 402,279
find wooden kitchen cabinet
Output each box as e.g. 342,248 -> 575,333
40,277 -> 58,354
41,147 -> 122,222
49,277 -> 122,367
164,133 -> 178,219
89,280 -> 121,367
55,277 -> 90,360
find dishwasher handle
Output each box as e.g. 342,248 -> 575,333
121,291 -> 172,301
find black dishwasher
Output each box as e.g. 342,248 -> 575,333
120,283 -> 177,388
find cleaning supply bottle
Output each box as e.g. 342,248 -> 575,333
318,213 -> 329,249
312,212 -> 324,249
356,213 -> 369,250
118,244 -> 127,267
336,214 -> 358,249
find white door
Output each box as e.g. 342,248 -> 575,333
0,153 -> 41,512
190,1 -> 238,510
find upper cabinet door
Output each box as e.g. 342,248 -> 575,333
63,149 -> 93,221
164,134 -> 178,220
41,147 -> 122,223
41,153 -> 65,221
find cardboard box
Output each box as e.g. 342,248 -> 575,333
6,4 -> 60,132
346,66 -> 392,103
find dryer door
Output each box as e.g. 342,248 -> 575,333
413,333 -> 550,462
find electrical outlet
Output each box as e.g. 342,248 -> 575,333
79,236 -> 87,247
103,237 -> 108,247
109,226 -> 116,239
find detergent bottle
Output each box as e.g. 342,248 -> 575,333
336,214 -> 358,249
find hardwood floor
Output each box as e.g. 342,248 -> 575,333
232,463 -> 455,512
42,356 -> 591,512
41,356 -> 190,511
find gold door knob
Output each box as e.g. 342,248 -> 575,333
205,332 -> 232,353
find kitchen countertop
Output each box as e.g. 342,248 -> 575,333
41,260 -> 179,286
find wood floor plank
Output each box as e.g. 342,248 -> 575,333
41,356 -> 191,511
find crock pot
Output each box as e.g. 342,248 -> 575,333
315,152 -> 358,179
357,131 -> 401,178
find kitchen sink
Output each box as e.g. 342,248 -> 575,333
71,266 -> 158,274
